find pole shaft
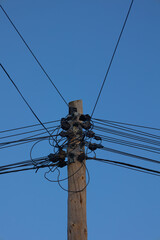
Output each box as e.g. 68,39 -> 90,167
67,100 -> 87,240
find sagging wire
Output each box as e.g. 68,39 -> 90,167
1,112 -> 100,193
40,112 -> 93,192
30,139 -> 50,167
57,162 -> 90,193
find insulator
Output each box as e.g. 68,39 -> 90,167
86,130 -> 95,138
96,144 -> 103,149
79,114 -> 91,122
66,115 -> 73,121
79,114 -> 86,121
61,118 -> 71,130
58,161 -> 67,168
88,143 -> 103,151
59,149 -> 67,161
88,143 -> 97,151
94,135 -> 102,141
85,114 -> 91,121
59,131 -> 67,137
59,130 -> 74,138
77,153 -> 86,162
81,121 -> 92,130
48,153 -> 58,163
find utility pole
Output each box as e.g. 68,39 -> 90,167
67,100 -> 87,240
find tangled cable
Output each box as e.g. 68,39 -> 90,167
27,110 -> 102,192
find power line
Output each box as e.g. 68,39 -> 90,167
97,134 -> 160,154
91,0 -> 134,117
94,125 -> 160,147
0,136 -> 49,150
0,164 -> 56,175
101,146 -> 160,165
0,125 -> 59,141
0,156 -> 48,170
0,64 -> 53,138
0,130 -> 59,150
93,118 -> 160,132
0,5 -> 68,106
93,119 -> 160,141
0,120 -> 59,135
0,154 -> 65,175
87,157 -> 160,177
0,136 -> 50,147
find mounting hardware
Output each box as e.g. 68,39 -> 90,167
81,121 -> 92,130
48,153 -> 58,163
61,118 -> 71,130
86,130 -> 95,138
79,114 -> 91,122
77,153 -> 86,162
88,143 -> 104,151
94,135 -> 102,141
58,161 -> 67,168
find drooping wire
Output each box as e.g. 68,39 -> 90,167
0,64 -> 53,138
30,139 -> 49,166
57,162 -> 90,193
44,160 -> 84,183
91,0 -> 134,117
0,5 -> 68,106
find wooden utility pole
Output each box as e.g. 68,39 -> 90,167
67,100 -> 87,240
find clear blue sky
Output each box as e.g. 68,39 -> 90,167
1,0 -> 160,239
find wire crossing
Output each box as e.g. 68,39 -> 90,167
91,0 -> 134,117
0,5 -> 68,106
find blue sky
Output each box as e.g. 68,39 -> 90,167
0,0 -> 160,239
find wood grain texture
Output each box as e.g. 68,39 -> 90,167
67,100 -> 87,240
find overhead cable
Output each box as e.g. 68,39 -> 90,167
93,118 -> 160,131
0,5 -> 68,106
93,119 -> 160,141
0,64 -> 53,138
97,134 -> 160,154
0,120 -> 59,135
94,125 -> 160,147
101,146 -> 160,165
0,125 -> 59,141
91,0 -> 134,117
87,157 -> 160,177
